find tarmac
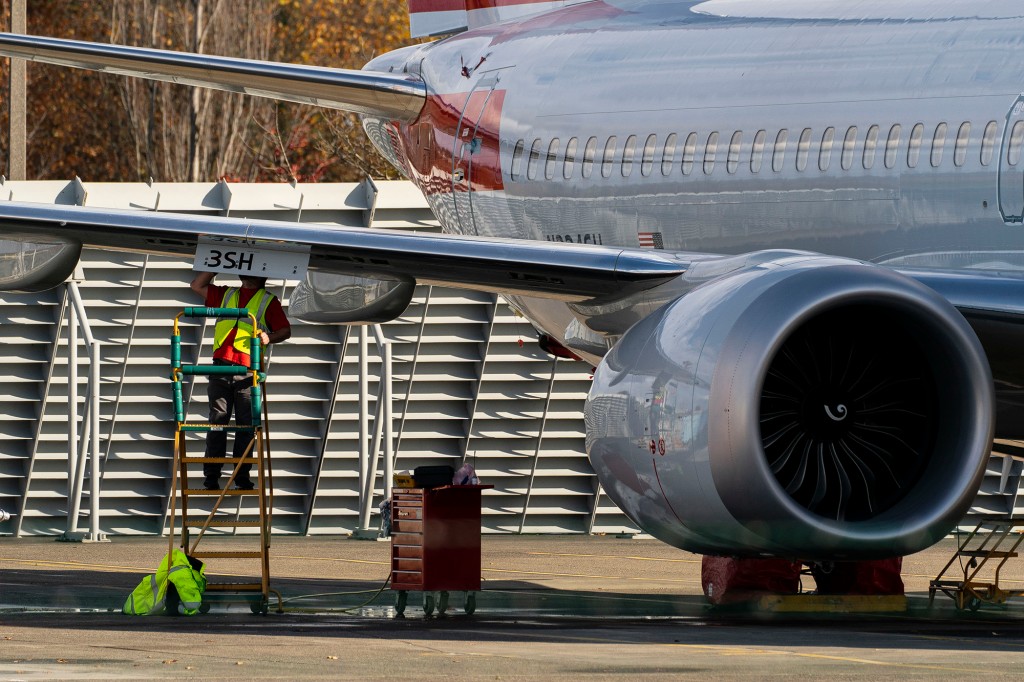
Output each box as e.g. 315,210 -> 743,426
2,534 -> 1024,680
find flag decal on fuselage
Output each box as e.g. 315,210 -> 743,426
638,232 -> 664,249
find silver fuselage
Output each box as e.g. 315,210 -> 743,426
365,0 -> 1024,346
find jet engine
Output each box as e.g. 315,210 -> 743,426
287,271 -> 415,324
585,255 -> 993,560
0,235 -> 81,292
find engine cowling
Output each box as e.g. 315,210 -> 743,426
0,235 -> 81,292
585,255 -> 993,560
287,271 -> 415,324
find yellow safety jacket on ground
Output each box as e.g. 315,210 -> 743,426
123,549 -> 207,616
214,287 -> 274,357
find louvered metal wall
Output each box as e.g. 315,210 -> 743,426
0,180 -> 1019,537
0,179 -> 634,537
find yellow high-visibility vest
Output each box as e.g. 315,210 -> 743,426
213,287 -> 275,361
123,549 -> 207,616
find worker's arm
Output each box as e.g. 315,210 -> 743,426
259,326 -> 291,345
190,271 -> 216,300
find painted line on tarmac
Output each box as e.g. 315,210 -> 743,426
480,567 -> 701,583
274,555 -> 388,566
272,554 -> 700,584
1,558 -> 255,579
527,551 -> 700,564
484,629 -> 996,674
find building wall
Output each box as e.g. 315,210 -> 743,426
0,180 -> 1018,537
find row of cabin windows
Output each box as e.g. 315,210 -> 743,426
508,120 -> 1022,182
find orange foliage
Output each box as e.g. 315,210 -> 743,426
1,0 -> 418,182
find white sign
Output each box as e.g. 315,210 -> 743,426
194,236 -> 310,279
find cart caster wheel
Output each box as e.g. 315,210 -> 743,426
438,591 -> 450,615
464,592 -> 476,615
423,592 -> 435,616
250,600 -> 268,615
968,597 -> 982,612
395,590 -> 408,616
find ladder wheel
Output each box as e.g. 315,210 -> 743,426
464,592 -> 476,615
395,590 -> 407,616
199,602 -> 211,614
423,592 -> 435,616
250,599 -> 268,615
438,591 -> 450,615
968,596 -> 982,612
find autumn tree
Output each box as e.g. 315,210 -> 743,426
111,0 -> 278,182
254,0 -> 414,182
2,0 -> 417,182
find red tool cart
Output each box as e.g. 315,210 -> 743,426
391,484 -> 492,615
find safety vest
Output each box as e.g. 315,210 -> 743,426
213,287 -> 274,360
123,549 -> 207,616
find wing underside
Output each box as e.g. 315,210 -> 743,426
0,200 -> 687,303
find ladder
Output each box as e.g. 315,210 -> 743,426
929,517 -> 1024,612
167,305 -> 278,614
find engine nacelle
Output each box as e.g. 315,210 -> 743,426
0,235 -> 81,292
585,255 -> 993,560
287,271 -> 415,324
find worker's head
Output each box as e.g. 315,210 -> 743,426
240,275 -> 268,290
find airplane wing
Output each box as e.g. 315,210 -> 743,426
0,200 -> 687,303
0,33 -> 425,122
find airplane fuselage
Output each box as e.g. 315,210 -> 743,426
366,0 -> 1024,344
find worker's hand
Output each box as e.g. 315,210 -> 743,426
259,331 -> 270,345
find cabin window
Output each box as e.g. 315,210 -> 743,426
545,138 -> 561,180
863,125 -> 879,170
601,136 -> 618,178
884,124 -> 901,169
662,133 -> 678,176
841,126 -> 858,171
527,138 -> 543,180
563,137 -> 579,179
796,128 -> 812,172
953,123 -> 970,167
704,132 -> 719,175
682,132 -> 697,175
727,131 -> 742,174
819,127 -> 835,171
930,123 -> 947,167
582,136 -> 598,178
907,123 -> 924,168
621,135 -> 637,177
772,129 -> 788,172
510,140 -> 525,180
641,134 -> 658,177
981,121 -> 998,166
1008,120 -> 1024,167
750,130 -> 766,173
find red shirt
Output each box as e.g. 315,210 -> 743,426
206,284 -> 290,366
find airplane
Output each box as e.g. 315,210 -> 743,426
0,0 -> 1022,562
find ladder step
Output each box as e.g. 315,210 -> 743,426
184,520 -> 262,527
205,582 -> 264,591
180,457 -> 258,464
958,550 -> 1019,558
191,550 -> 264,559
183,489 -> 260,496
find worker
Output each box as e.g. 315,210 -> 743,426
190,272 -> 291,490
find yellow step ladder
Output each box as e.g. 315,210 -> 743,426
167,305 -> 280,614
929,517 -> 1024,612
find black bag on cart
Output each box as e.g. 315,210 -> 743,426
413,465 -> 455,489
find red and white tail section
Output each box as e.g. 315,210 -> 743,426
409,1 -> 590,38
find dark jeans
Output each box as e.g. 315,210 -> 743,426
203,360 -> 254,483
